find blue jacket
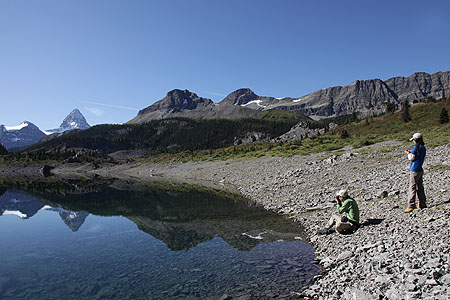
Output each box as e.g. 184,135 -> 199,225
410,144 -> 426,172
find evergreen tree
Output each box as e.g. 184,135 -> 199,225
400,99 -> 412,122
0,143 -> 7,155
385,99 -> 395,114
440,107 -> 449,124
340,129 -> 350,139
442,90 -> 446,102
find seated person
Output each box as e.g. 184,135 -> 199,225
318,189 -> 360,234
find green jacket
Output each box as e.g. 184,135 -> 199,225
337,197 -> 360,224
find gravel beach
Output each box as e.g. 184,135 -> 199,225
88,141 -> 450,300
8,140 -> 449,299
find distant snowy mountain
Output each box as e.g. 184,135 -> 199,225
0,121 -> 46,150
45,109 -> 91,134
0,109 -> 91,150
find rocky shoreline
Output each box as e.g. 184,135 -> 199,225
86,141 -> 449,300
2,140 -> 449,299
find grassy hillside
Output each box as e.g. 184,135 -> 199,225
2,102 -> 448,164
338,101 -> 450,147
257,109 -> 311,123
150,101 -> 450,161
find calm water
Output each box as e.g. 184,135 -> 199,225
0,181 -> 319,300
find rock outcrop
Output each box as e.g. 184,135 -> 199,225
385,71 -> 450,101
272,121 -> 328,142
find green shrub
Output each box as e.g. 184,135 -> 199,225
341,129 -> 350,138
440,108 -> 449,124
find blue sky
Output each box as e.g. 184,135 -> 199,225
1,0 -> 450,129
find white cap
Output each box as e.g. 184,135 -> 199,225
336,189 -> 348,198
409,133 -> 422,141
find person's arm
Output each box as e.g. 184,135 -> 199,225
337,199 -> 351,214
407,145 -> 417,161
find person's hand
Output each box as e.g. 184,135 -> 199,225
404,150 -> 410,154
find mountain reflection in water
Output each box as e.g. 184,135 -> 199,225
0,189 -> 89,231
0,180 -> 306,251
0,179 -> 319,300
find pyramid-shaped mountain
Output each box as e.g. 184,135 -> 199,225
45,109 -> 91,134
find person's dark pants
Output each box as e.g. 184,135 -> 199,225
326,215 -> 357,234
408,171 -> 426,208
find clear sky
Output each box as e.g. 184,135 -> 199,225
1,0 -> 450,129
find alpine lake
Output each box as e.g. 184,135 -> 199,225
0,178 -> 320,300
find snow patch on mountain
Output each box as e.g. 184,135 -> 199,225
4,122 -> 30,131
241,100 -> 267,108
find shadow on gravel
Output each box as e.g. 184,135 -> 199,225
429,199 -> 450,208
360,218 -> 384,227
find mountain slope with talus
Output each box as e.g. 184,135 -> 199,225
129,71 -> 450,123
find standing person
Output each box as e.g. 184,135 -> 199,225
318,189 -> 360,234
404,133 -> 427,213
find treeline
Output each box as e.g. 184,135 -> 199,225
28,117 -> 297,153
0,149 -> 73,162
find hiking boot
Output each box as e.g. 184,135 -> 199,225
417,204 -> 427,209
404,207 -> 414,213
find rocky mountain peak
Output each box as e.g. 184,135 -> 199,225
132,89 -> 216,122
0,121 -> 46,150
163,89 -> 203,109
3,121 -> 36,131
59,109 -> 90,130
221,88 -> 259,106
45,109 -> 91,135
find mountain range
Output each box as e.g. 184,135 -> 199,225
130,71 -> 450,123
0,109 -> 90,150
1,71 -> 448,152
